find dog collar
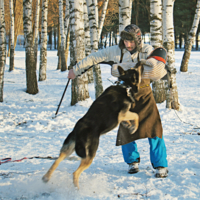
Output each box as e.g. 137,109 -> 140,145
115,81 -> 135,103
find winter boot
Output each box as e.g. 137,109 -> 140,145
155,167 -> 168,178
128,162 -> 139,174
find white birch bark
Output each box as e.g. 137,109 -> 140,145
69,0 -> 89,105
150,0 -> 166,103
119,0 -> 131,32
39,0 -> 48,81
98,0 -> 109,40
0,0 -> 6,102
129,0 -> 133,21
64,0 -> 69,35
150,0 -> 162,47
83,0 -> 93,83
94,0 -> 98,28
86,0 -> 98,51
9,0 -> 14,71
180,0 -> 200,72
163,0 -> 179,110
83,1 -> 91,57
59,0 -> 67,71
23,0 -> 39,94
64,0 -> 70,71
33,0 -> 40,68
86,0 -> 103,98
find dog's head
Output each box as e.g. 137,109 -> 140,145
118,62 -> 143,93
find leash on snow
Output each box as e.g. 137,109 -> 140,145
0,156 -> 58,165
173,110 -> 200,134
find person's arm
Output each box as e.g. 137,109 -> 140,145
140,58 -> 167,81
70,46 -> 119,78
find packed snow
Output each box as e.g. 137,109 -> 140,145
0,48 -> 200,200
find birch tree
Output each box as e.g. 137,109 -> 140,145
119,0 -> 132,32
9,0 -> 14,71
180,0 -> 200,72
83,1 -> 93,83
59,0 -> 67,71
23,0 -> 39,94
98,0 -> 109,40
150,0 -> 167,103
33,0 -> 40,72
39,0 -> 48,81
64,0 -> 70,67
163,0 -> 179,110
69,0 -> 89,105
86,0 -> 103,98
0,0 -> 6,102
150,0 -> 162,46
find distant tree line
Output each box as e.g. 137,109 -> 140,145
0,0 -> 199,110
3,0 -> 199,50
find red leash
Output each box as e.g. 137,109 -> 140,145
0,158 -> 12,164
0,156 -> 57,165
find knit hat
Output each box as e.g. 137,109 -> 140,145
119,24 -> 142,52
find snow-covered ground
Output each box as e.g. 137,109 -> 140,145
0,48 -> 200,200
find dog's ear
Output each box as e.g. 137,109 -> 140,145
118,66 -> 125,76
137,65 -> 144,76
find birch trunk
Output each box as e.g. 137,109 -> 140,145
64,0 -> 70,66
64,0 -> 69,35
39,0 -> 48,81
23,0 -> 39,94
150,0 -> 166,103
59,0 -> 67,71
57,22 -> 61,70
0,0 -> 6,102
98,0 -> 109,40
69,0 -> 89,105
180,0 -> 200,72
150,0 -> 162,46
119,0 -> 131,32
9,0 -> 14,71
129,0 -> 133,21
163,0 -> 179,110
34,0 -> 40,73
86,0 -> 103,98
83,1 -> 93,83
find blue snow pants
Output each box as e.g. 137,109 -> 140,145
122,136 -> 168,168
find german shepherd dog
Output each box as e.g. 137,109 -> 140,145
42,63 -> 143,189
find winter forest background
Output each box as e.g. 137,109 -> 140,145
0,0 -> 200,199
0,0 -> 200,105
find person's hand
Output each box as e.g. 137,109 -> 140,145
68,69 -> 76,79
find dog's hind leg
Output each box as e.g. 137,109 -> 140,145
73,156 -> 94,189
42,133 -> 75,183
73,138 -> 99,189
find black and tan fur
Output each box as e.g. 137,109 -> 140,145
42,64 -> 143,189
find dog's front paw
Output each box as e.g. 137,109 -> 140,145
42,175 -> 50,183
121,120 -> 138,134
121,121 -> 132,128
